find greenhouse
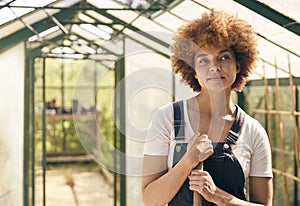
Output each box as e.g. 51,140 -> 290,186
0,0 -> 300,205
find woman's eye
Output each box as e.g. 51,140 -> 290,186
198,58 -> 209,64
220,55 -> 230,61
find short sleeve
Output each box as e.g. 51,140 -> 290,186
249,121 -> 273,178
143,104 -> 173,156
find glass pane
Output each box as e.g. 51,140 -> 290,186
124,38 -> 172,206
87,0 -> 123,9
94,39 -> 123,56
10,0 -> 56,7
123,28 -> 171,56
0,7 -> 17,25
170,0 -> 208,20
107,10 -> 139,23
85,10 -> 114,24
0,42 -> 24,205
0,0 -> 9,6
258,0 -> 300,23
154,12 -> 184,31
71,24 -> 99,40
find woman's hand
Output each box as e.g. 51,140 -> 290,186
188,169 -> 217,203
186,133 -> 214,168
189,170 -> 273,206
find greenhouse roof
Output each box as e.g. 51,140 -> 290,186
0,0 -> 300,80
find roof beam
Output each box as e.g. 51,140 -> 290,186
86,5 -> 170,49
29,32 -> 120,58
233,0 -> 300,36
0,5 -> 78,53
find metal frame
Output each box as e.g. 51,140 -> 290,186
233,0 -> 300,36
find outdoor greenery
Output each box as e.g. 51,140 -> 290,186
34,58 -> 116,172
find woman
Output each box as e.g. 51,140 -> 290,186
142,10 -> 273,206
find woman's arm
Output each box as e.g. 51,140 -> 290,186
189,170 -> 273,206
141,155 -> 194,206
142,133 -> 214,206
249,176 -> 273,205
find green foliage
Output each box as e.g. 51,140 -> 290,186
34,58 -> 115,173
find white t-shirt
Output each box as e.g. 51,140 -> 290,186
144,100 -> 273,179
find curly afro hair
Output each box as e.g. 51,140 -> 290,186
170,9 -> 258,92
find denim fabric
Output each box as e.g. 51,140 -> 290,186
169,143 -> 246,206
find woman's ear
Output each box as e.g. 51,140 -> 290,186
236,63 -> 241,73
194,71 -> 198,80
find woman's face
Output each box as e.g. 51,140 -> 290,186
193,46 -> 240,92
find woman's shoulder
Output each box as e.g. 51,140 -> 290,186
152,99 -> 187,116
237,106 -> 269,146
152,102 -> 173,116
242,109 -> 266,134
149,102 -> 174,125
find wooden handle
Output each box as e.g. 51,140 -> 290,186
193,162 -> 203,206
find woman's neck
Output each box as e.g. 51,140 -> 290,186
194,89 -> 235,118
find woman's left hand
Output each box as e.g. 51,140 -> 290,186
188,169 -> 217,203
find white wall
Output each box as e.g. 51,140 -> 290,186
0,43 -> 24,205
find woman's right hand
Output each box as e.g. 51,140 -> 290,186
186,133 -> 214,168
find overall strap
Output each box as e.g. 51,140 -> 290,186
226,105 -> 246,145
173,100 -> 185,140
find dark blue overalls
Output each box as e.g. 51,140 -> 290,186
169,101 -> 246,206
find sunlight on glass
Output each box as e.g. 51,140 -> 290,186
0,0 -> 9,6
85,10 -> 113,24
87,0 -> 122,9
10,0 -> 56,7
0,7 -> 15,25
78,13 -> 96,24
10,7 -> 34,18
98,25 -> 114,34
80,24 -> 111,40
51,46 -> 75,54
80,44 -> 96,54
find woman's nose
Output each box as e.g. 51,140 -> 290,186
210,62 -> 221,72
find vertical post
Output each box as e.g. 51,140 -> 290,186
93,61 -> 100,160
30,56 -> 35,206
114,35 -> 126,206
262,60 -> 272,144
42,57 -> 46,206
94,61 -> 98,107
61,59 -> 66,151
119,36 -> 126,206
294,86 -> 299,206
113,66 -> 118,206
23,48 -> 33,206
237,91 -> 245,111
287,54 -> 299,205
61,59 -> 65,109
114,72 -> 118,206
274,57 -> 289,206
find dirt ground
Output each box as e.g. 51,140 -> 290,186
45,164 -> 114,206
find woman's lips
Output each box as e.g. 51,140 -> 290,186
207,77 -> 224,81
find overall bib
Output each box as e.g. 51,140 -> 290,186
168,101 -> 246,206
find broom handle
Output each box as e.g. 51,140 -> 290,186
193,162 -> 203,206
